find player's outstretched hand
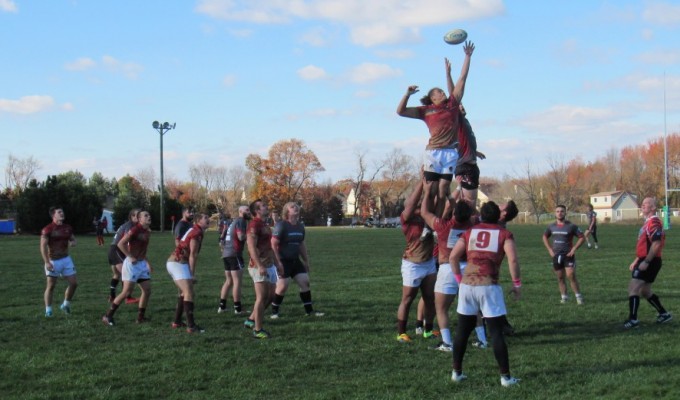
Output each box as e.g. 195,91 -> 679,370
463,40 -> 475,56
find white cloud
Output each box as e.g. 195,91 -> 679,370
635,50 -> 680,66
64,56 -> 143,79
643,1 -> 680,26
0,95 -> 54,114
195,0 -> 505,47
102,55 -> 143,79
348,62 -> 402,84
350,24 -> 420,47
374,49 -> 414,59
229,28 -> 254,38
61,103 -> 75,111
554,39 -> 617,66
64,57 -> 96,71
485,58 -> 506,69
0,0 -> 17,12
354,89 -> 374,98
641,28 -> 654,41
299,27 -> 330,47
297,65 -> 328,80
518,105 -> 627,136
222,74 -> 237,86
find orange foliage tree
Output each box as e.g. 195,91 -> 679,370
245,139 -> 324,212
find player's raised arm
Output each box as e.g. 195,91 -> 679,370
452,41 -> 475,103
397,85 -> 421,118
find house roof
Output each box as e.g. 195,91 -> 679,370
591,191 -> 622,197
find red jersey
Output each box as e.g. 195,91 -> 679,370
417,96 -> 461,150
400,213 -> 434,263
170,223 -> 204,263
126,223 -> 150,260
247,217 -> 275,267
41,222 -> 73,260
432,216 -> 473,263
636,215 -> 665,258
460,223 -> 514,286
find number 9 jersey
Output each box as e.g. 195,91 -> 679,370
460,223 -> 514,286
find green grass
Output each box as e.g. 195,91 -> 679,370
1,224 -> 680,399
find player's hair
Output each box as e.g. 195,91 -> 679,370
281,202 -> 299,220
194,212 -> 209,222
556,204 -> 567,211
504,200 -> 519,222
49,206 -> 62,217
419,87 -> 446,106
182,205 -> 195,212
587,203 -> 594,210
249,199 -> 262,216
128,208 -> 141,220
453,200 -> 473,223
480,201 -> 501,224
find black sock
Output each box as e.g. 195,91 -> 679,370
219,298 -> 227,309
184,301 -> 195,327
174,296 -> 185,324
629,295 -> 640,320
107,302 -> 120,318
272,294 -> 285,314
109,279 -> 119,297
647,294 -> 667,314
137,307 -> 146,320
300,291 -> 313,313
415,320 -> 424,329
234,301 -> 242,312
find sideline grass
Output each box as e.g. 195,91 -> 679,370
1,224 -> 680,399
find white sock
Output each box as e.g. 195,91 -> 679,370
441,328 -> 452,345
62,300 -> 71,307
475,326 -> 487,344
46,306 -> 53,313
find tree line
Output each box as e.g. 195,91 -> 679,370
2,133 -> 678,231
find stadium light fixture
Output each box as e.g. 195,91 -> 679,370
152,120 -> 175,232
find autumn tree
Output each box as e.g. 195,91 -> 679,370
513,161 -> 548,224
350,150 -> 384,221
376,148 -> 416,217
135,166 -> 157,195
245,139 -> 324,212
4,154 -> 41,192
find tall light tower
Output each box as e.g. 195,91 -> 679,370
152,121 -> 175,232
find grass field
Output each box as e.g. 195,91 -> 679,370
2,223 -> 680,399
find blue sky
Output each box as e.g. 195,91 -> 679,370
2,0 -> 679,187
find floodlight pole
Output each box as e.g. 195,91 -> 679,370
152,121 -> 176,232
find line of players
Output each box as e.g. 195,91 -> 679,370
40,201 -> 322,339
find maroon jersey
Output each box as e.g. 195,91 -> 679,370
247,217 -> 275,267
432,216 -> 473,263
126,223 -> 150,260
41,222 -> 73,260
636,215 -> 665,258
400,213 -> 434,263
170,223 -> 204,263
401,96 -> 460,149
460,223 -> 514,286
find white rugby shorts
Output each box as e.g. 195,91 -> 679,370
456,283 -> 507,318
248,265 -> 278,284
45,256 -> 76,278
122,258 -> 151,282
434,262 -> 467,295
401,258 -> 436,287
166,261 -> 193,281
423,149 -> 458,176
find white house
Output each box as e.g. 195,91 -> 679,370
589,191 -> 639,222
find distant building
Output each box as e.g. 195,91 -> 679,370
589,191 -> 639,222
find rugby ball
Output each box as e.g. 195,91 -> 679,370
443,29 -> 467,45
